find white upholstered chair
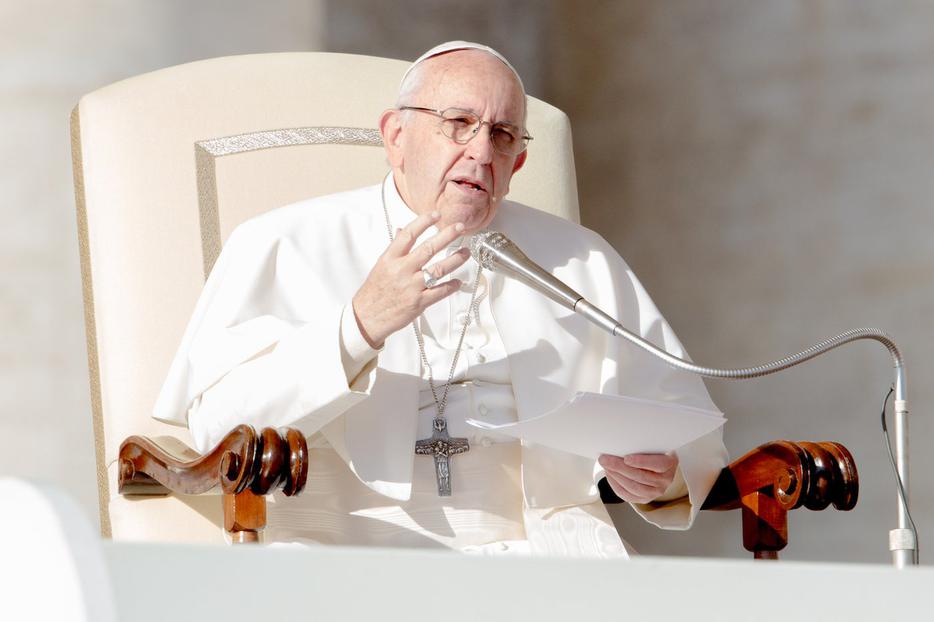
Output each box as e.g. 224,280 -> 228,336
71,52 -> 580,544
72,51 -> 856,555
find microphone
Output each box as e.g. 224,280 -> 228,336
468,230 -> 625,336
469,229 -> 915,568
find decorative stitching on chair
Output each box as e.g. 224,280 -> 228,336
198,127 -> 382,156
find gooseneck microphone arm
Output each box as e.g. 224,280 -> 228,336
470,230 -> 915,568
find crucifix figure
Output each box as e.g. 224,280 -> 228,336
415,417 -> 469,496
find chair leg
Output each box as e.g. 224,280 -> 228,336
224,490 -> 266,544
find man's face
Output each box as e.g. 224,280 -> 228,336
387,51 -> 528,234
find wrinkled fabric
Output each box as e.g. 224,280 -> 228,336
153,173 -> 728,537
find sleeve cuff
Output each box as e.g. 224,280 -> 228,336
654,465 -> 688,503
627,466 -> 692,530
340,302 -> 381,386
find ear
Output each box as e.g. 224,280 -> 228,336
379,108 -> 405,167
512,149 -> 528,174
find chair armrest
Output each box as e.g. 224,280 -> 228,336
706,440 -> 858,558
599,440 -> 858,559
701,440 -> 858,512
118,425 -> 308,542
122,431 -> 857,554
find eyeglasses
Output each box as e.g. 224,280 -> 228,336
398,106 -> 533,156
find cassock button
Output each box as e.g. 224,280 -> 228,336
478,403 -> 489,416
480,437 -> 493,448
475,352 -> 486,364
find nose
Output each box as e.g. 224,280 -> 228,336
464,122 -> 494,165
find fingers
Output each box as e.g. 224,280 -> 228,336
618,453 -> 678,473
388,211 -> 441,257
598,453 -> 676,490
419,278 -> 463,306
420,248 -> 471,283
407,221 -> 466,268
357,210 -> 474,347
604,471 -> 661,504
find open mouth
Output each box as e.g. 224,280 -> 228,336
452,178 -> 487,193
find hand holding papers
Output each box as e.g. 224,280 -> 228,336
466,392 -> 725,460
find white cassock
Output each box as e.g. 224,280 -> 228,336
153,173 -> 729,557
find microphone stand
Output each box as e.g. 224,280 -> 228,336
470,230 -> 916,567
575,300 -> 915,568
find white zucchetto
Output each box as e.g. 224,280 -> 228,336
401,40 -> 525,93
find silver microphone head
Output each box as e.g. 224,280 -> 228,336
467,230 -> 584,311
468,230 -> 518,270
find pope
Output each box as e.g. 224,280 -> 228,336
154,41 -> 728,556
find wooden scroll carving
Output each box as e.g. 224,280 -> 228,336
118,425 -> 308,543
599,440 -> 857,559
700,441 -> 858,559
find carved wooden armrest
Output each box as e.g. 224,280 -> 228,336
702,440 -> 858,559
599,440 -> 858,559
118,425 -> 308,543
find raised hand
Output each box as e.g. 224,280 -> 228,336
352,211 -> 471,348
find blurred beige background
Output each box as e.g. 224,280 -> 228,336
3,0 -> 932,563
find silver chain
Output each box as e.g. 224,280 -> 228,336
381,176 -> 483,420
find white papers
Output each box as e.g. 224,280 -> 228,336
466,392 -> 725,460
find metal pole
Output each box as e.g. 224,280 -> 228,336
891,364 -> 915,568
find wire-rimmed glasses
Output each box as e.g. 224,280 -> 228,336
399,106 -> 533,156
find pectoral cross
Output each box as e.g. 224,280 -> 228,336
415,418 -> 469,496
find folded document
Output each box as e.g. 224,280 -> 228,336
466,392 -> 725,459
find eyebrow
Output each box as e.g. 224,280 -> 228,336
446,106 -> 521,127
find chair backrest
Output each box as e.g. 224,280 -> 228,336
72,52 -> 580,543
